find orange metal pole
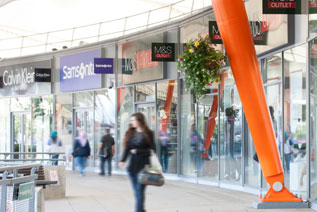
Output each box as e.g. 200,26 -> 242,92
201,76 -> 225,158
161,80 -> 175,132
211,0 -> 301,202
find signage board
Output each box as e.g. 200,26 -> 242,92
94,58 -> 114,74
151,43 -> 175,62
34,68 -> 51,82
121,58 -> 133,75
209,21 -> 268,45
18,182 -> 34,201
60,49 -> 101,92
0,60 -> 51,96
119,33 -> 164,84
262,0 -> 301,14
49,170 -> 59,186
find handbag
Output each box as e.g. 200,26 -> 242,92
137,150 -> 164,186
72,147 -> 79,158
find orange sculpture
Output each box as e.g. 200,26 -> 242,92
211,0 -> 301,202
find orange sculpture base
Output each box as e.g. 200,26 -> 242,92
260,186 -> 302,202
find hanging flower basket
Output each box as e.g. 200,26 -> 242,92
177,34 -> 226,100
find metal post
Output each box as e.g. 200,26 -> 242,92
0,171 -> 8,212
20,36 -> 24,56
45,32 -> 49,52
97,22 -> 102,41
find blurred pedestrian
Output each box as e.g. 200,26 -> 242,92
73,131 -> 91,176
48,130 -> 62,166
98,128 -> 115,176
119,112 -> 156,212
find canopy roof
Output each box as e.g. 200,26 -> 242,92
0,0 -> 211,58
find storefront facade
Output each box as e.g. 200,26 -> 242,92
1,0 -> 317,206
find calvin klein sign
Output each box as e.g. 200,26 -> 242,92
0,60 -> 51,96
34,68 -> 51,82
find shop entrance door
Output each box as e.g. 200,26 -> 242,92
11,112 -> 32,160
74,109 -> 94,167
136,103 -> 156,132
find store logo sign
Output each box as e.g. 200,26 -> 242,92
122,58 -> 134,75
137,49 -> 158,69
209,21 -> 268,45
94,58 -> 113,74
3,68 -> 34,87
34,68 -> 51,82
151,43 -> 175,62
60,49 -> 101,92
263,0 -> 301,14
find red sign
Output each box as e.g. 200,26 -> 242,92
268,2 -> 296,8
137,50 -> 158,70
154,54 -> 172,59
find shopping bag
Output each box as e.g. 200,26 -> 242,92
137,150 -> 164,186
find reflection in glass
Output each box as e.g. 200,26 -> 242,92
135,83 -> 155,102
74,91 -> 94,107
11,97 -> 31,111
156,81 -> 178,174
117,87 -> 134,165
220,71 -> 242,183
262,54 -> 283,189
284,45 -> 307,199
197,92 -> 219,180
180,79 -> 197,177
0,98 -> 10,156
32,96 -> 53,161
310,39 -> 317,200
95,89 -> 116,160
12,113 -> 31,159
56,94 -> 73,167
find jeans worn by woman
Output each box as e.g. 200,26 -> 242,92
128,172 -> 146,212
76,156 -> 87,175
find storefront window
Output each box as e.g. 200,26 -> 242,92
180,80 -> 197,177
310,38 -> 317,200
156,81 -> 177,174
32,96 -> 53,160
284,45 -> 307,198
135,83 -> 155,103
197,89 -> 219,181
117,87 -> 134,166
11,97 -> 31,111
262,54 -> 283,189
220,70 -> 242,183
74,91 -> 94,107
56,94 -> 73,167
0,98 -> 10,156
95,89 -> 116,164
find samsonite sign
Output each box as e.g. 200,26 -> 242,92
151,43 -> 175,62
263,0 -> 301,14
60,49 -> 101,92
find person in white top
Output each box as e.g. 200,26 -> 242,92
48,130 -> 62,165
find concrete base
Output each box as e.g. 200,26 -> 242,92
252,201 -> 310,209
43,165 -> 66,200
35,187 -> 45,212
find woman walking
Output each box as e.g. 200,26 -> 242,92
119,112 -> 156,212
74,131 -> 91,176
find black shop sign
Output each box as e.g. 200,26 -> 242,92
262,0 -> 301,14
151,43 -> 175,62
209,21 -> 268,45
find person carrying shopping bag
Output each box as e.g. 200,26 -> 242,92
119,112 -> 156,212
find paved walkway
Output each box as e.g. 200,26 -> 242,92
45,171 -> 313,212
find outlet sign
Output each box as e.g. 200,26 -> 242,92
151,43 -> 175,62
263,0 -> 301,14
209,21 -> 268,45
